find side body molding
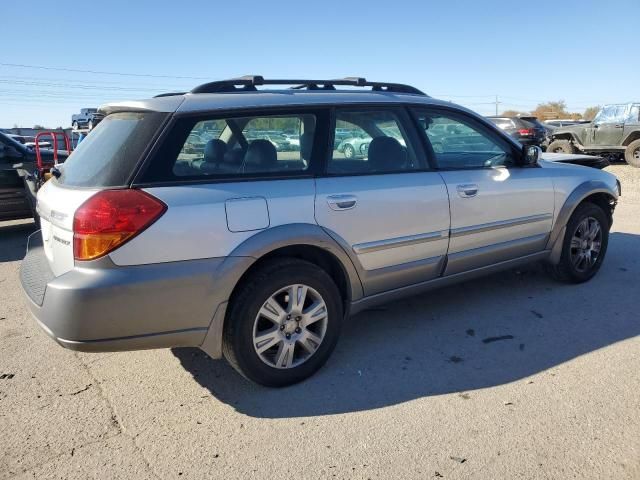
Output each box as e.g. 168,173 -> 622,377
200,223 -> 364,359
547,180 -> 618,264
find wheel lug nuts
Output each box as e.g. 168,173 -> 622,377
286,333 -> 291,339
296,316 -> 301,321
287,315 -> 291,320
280,325 -> 285,330
295,327 -> 301,333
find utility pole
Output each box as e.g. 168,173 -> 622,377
495,95 -> 500,115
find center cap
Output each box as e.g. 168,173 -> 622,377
284,320 -> 297,334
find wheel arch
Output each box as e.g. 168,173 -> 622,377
200,223 -> 364,359
547,182 -> 618,264
551,132 -> 582,145
622,132 -> 640,146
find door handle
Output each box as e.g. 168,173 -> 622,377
327,194 -> 357,211
456,184 -> 479,198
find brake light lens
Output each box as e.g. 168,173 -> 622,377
518,129 -> 533,136
73,189 -> 166,261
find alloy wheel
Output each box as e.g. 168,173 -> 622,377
253,284 -> 328,369
569,216 -> 602,273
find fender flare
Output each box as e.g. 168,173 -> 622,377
547,181 -> 617,264
200,223 -> 364,359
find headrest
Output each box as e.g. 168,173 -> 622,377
204,139 -> 227,165
245,139 -> 277,168
368,136 -> 406,172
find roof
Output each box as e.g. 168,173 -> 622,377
100,89 -> 459,115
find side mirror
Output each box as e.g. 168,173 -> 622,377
523,145 -> 541,166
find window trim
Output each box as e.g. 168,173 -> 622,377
133,106 -> 330,187
409,105 -> 525,171
323,104 -> 431,178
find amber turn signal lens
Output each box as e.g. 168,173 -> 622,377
73,189 -> 166,261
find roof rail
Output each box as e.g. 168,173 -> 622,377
189,76 -> 427,96
154,91 -> 187,98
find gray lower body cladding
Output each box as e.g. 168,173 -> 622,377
20,236 -> 252,352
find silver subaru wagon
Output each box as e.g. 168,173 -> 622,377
20,76 -> 620,386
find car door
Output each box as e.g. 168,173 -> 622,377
593,104 -> 626,147
0,136 -> 31,220
315,107 -> 450,296
412,107 -> 554,276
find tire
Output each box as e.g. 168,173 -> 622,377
624,139 -> 640,168
72,122 -> 79,131
223,258 -> 343,387
88,120 -> 94,130
547,139 -> 576,154
344,144 -> 355,159
546,202 -> 609,283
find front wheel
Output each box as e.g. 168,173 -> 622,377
546,202 -> 609,283
547,139 -> 576,154
223,258 -> 343,387
624,139 -> 640,168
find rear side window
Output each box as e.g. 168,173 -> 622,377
57,112 -> 166,187
328,109 -> 422,175
142,112 -> 318,182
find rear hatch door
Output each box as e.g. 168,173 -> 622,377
35,111 -> 168,277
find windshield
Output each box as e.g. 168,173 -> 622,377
57,111 -> 166,187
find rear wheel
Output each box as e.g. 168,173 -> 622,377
223,258 -> 343,387
547,139 -> 576,154
624,139 -> 640,168
72,121 -> 79,131
546,202 -> 609,283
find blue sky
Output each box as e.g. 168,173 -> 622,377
1,0 -> 638,128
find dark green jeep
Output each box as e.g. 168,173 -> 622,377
548,103 -> 640,167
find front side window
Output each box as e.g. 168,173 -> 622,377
413,109 -> 513,169
328,109 -> 420,175
594,105 -> 626,124
626,105 -> 640,124
169,114 -> 315,178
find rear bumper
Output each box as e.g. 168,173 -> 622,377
20,235 -> 236,352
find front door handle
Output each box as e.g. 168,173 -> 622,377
327,194 -> 357,211
456,184 -> 479,198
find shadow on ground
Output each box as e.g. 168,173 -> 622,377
174,231 -> 640,418
0,221 -> 36,262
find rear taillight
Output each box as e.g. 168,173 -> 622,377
73,189 -> 166,261
518,129 -> 533,136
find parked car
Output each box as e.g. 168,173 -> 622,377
547,103 -> 640,167
486,115 -> 547,148
336,134 -> 371,158
0,131 -> 68,224
21,76 -> 619,387
71,108 -> 104,130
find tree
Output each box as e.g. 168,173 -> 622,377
531,100 -> 570,120
33,124 -> 45,130
583,106 -> 601,121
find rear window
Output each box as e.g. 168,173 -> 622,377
488,118 -> 513,130
56,112 -> 166,187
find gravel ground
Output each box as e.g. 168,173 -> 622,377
1,163 -> 639,479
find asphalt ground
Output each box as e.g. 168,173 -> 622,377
1,163 -> 638,479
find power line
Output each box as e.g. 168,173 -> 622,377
0,61 -> 209,80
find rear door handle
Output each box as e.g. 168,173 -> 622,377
327,194 -> 357,211
456,184 -> 479,198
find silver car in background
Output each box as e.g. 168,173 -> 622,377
21,76 -> 619,387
